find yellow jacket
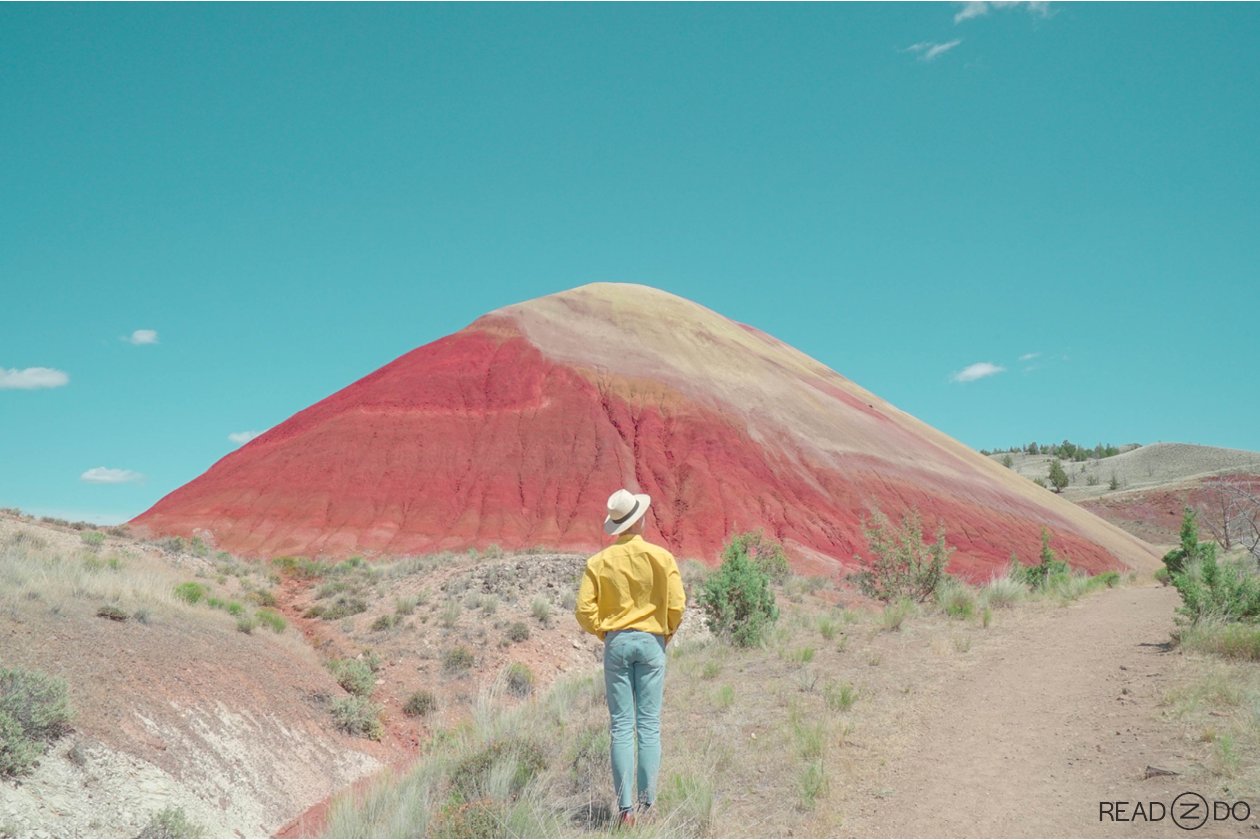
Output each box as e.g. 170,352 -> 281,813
575,534 -> 686,642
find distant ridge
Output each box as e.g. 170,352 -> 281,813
133,283 -> 1160,578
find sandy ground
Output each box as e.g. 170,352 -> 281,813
838,585 -> 1253,839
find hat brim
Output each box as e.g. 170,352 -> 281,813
604,493 -> 651,535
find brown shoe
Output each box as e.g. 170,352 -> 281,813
618,810 -> 637,828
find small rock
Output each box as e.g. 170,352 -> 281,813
1144,766 -> 1179,779
572,641 -> 581,649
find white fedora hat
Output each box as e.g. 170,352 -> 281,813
604,489 -> 651,535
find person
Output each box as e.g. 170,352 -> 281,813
575,489 -> 686,827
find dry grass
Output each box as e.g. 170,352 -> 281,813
0,520 -> 315,664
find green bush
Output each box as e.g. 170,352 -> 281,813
698,534 -> 780,647
1154,567 -> 1171,586
853,507 -> 953,603
403,690 -> 437,717
329,659 -> 376,696
1173,551 -> 1260,625
530,598 -> 552,625
173,582 -> 208,605
137,806 -> 205,839
322,595 -> 368,620
432,800 -> 504,839
330,695 -> 384,740
370,615 -> 397,632
236,615 -> 259,634
80,530 -> 106,548
721,530 -> 791,585
1095,571 -> 1121,589
96,605 -> 129,621
449,737 -> 546,800
257,609 -> 287,633
0,667 -> 75,778
1163,507 -> 1213,577
1047,459 -> 1069,493
1179,621 -> 1260,660
505,621 -> 530,643
1012,528 -> 1069,590
443,647 -> 475,674
504,663 -> 535,697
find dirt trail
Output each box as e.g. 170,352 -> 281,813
842,585 -> 1251,838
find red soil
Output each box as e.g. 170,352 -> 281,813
132,285 -> 1159,580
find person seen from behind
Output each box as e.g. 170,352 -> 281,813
575,489 -> 686,827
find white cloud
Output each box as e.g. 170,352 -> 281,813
80,467 -> 146,485
951,362 -> 1007,383
124,329 -> 159,345
228,430 -> 266,445
955,1 -> 1052,24
1018,352 -> 1041,361
906,40 -> 963,61
0,366 -> 70,390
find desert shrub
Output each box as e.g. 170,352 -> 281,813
303,605 -> 325,618
1154,567 -> 1171,586
530,598 -> 552,625
329,659 -> 376,696
816,614 -> 838,640
188,536 -> 208,557
96,605 -> 128,621
236,615 -> 259,634
432,800 -> 504,839
440,600 -> 462,628
80,531 -> 105,548
1095,571 -> 1121,589
0,667 -> 74,778
880,600 -> 912,632
1173,552 -> 1260,625
1163,507 -> 1214,577
935,578 -> 976,619
1109,474 -> 1121,491
257,609 -> 286,633
443,647 -> 475,674
395,595 -> 419,616
173,582 -> 208,604
679,558 -> 710,591
403,690 -> 437,717
370,615 -> 397,632
721,530 -> 791,585
1047,459 -> 1069,492
323,595 -> 368,620
504,663 -> 535,697
449,737 -> 546,800
505,621 -> 530,643
245,590 -> 276,608
697,538 -> 779,647
330,695 -> 384,740
1012,528 -> 1069,590
981,573 -> 1026,608
823,680 -> 857,712
853,507 -> 953,603
225,601 -> 245,617
136,806 -> 205,839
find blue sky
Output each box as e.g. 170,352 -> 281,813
2,3 -> 1257,524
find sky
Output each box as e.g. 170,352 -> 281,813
2,3 -> 1257,525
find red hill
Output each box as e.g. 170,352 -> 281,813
132,284 -> 1159,578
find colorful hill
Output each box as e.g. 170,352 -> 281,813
132,283 -> 1160,578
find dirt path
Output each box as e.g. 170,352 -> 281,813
841,585 -> 1252,838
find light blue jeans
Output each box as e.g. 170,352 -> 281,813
603,629 -> 667,813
